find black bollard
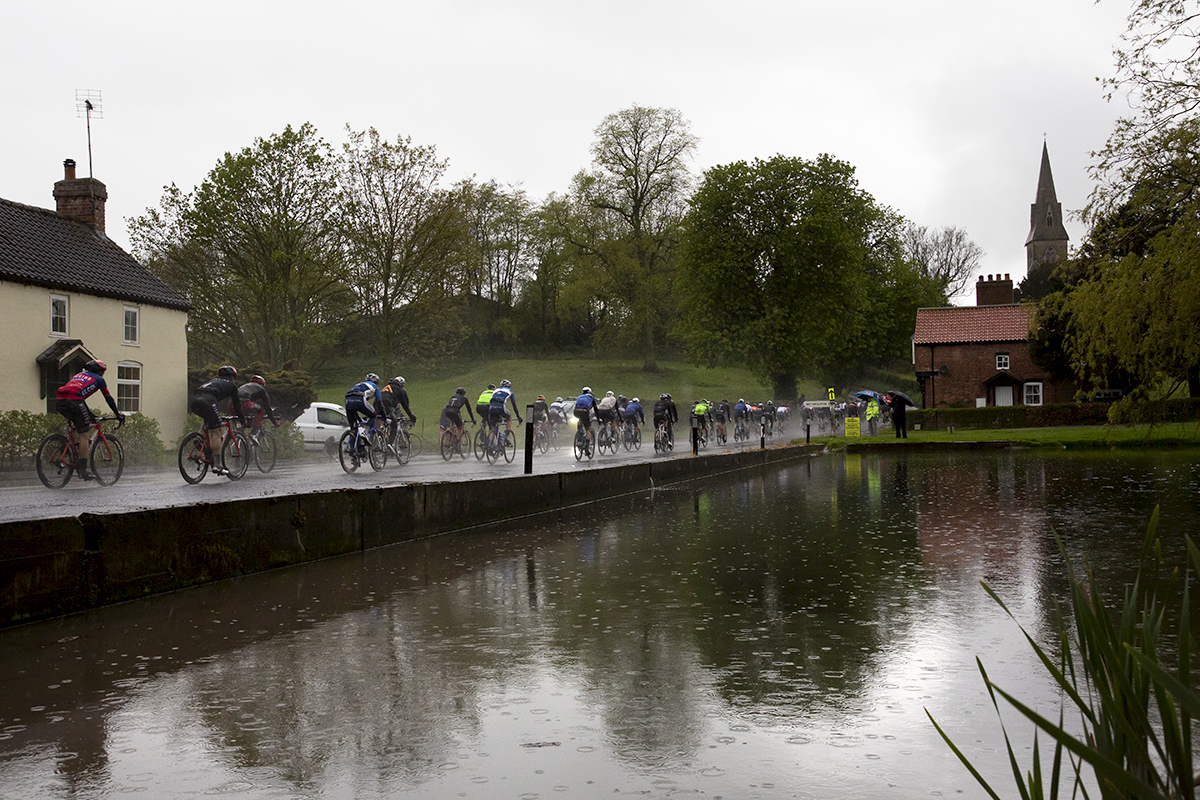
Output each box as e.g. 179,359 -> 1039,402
524,404 -> 534,474
806,423 -> 810,445
760,419 -> 766,450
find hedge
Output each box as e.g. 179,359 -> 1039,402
908,398 -> 1200,431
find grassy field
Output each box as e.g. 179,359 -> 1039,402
317,355 -> 810,436
316,354 -> 922,427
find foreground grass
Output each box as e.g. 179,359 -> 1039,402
807,422 -> 1200,449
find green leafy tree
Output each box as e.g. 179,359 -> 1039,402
130,123 -> 350,370
679,154 -> 937,399
552,105 -> 698,371
340,127 -> 467,373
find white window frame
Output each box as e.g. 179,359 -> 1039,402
996,353 -> 1010,371
50,293 -> 69,337
116,361 -> 142,414
1024,381 -> 1043,407
123,305 -> 140,345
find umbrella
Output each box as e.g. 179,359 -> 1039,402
887,390 -> 916,408
855,390 -> 884,402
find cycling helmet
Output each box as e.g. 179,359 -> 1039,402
84,359 -> 107,375
606,391 -> 614,397
394,376 -> 405,386
582,386 -> 592,395
487,383 -> 496,390
618,395 -> 626,401
739,398 -> 745,403
218,365 -> 237,378
365,373 -> 379,384
500,379 -> 511,388
456,386 -> 466,395
632,397 -> 639,403
250,375 -> 265,385
537,395 -> 546,401
665,393 -> 672,399
556,397 -> 563,403
659,393 -> 667,400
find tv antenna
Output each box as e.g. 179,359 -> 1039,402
75,89 -> 103,178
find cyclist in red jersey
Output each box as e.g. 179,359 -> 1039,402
55,359 -> 124,480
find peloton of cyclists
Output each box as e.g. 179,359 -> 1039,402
189,366 -> 248,475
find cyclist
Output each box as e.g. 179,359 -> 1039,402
691,399 -> 712,442
574,387 -> 598,449
652,393 -> 675,450
764,399 -> 777,435
477,384 -> 496,430
345,372 -> 384,432
532,395 -> 549,425
190,365 -> 247,474
623,396 -> 645,434
381,376 -> 417,444
440,387 -> 476,441
237,375 -> 282,434
597,391 -> 619,441
549,396 -> 567,428
734,398 -> 750,437
714,399 -> 730,442
55,359 -> 124,480
488,379 -> 523,438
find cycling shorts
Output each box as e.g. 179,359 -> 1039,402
442,408 -> 462,429
57,398 -> 94,434
489,405 -> 510,425
574,406 -> 594,427
476,403 -> 490,421
241,401 -> 266,427
190,392 -> 222,430
596,407 -> 616,423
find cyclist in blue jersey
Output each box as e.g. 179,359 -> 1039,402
488,379 -> 523,438
623,396 -> 645,427
345,373 -> 384,429
574,387 -> 599,449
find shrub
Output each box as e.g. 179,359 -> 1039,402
0,410 -> 61,469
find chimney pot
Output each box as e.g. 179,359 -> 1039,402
63,159 -> 76,181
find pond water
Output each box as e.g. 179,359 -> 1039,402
1,448 -> 1198,799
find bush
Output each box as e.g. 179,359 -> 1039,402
116,413 -> 168,466
0,410 -> 61,469
908,398 -> 1200,431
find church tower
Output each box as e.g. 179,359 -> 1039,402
1024,142 -> 1069,273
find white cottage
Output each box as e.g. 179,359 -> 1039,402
0,160 -> 190,443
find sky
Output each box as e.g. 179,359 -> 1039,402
1,0 -> 1133,303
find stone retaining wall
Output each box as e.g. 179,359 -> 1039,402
0,445 -> 815,627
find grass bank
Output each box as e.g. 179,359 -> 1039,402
808,422 -> 1200,449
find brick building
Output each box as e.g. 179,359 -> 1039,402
910,143 -> 1076,409
912,276 -> 1073,408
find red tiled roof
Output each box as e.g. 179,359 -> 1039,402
913,304 -> 1035,345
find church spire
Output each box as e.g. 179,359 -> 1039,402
1025,141 -> 1069,273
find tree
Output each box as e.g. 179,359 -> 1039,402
679,154 -> 937,399
1090,0 -> 1200,215
903,224 -> 984,303
340,127 -> 467,372
556,104 -> 698,371
459,179 -> 535,306
130,123 -> 350,370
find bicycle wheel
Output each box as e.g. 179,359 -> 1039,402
632,426 -> 641,451
474,427 -> 487,461
36,433 -> 74,489
549,425 -> 560,451
222,432 -> 250,480
368,429 -> 387,471
408,432 -> 423,457
338,429 -> 359,473
395,429 -> 412,466
90,435 -> 125,485
440,429 -> 456,461
486,429 -> 500,465
503,429 -> 516,463
253,430 -> 277,473
574,428 -> 585,461
178,432 -> 209,484
535,428 -> 548,455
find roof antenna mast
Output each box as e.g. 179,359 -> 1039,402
74,89 -> 103,178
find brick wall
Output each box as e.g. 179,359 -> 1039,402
916,340 -> 1074,408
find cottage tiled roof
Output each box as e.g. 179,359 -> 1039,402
913,304 -> 1035,345
0,197 -> 190,311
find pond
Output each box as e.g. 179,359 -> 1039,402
1,448 -> 1198,798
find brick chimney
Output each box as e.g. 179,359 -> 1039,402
976,273 -> 1014,306
53,158 -> 107,232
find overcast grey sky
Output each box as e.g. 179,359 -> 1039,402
1,0 -> 1131,301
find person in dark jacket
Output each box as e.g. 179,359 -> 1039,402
237,375 -> 281,433
887,393 -> 908,439
190,366 -> 247,469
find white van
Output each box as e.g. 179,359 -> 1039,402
293,402 -> 350,456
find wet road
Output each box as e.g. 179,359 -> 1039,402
1,426 -> 784,524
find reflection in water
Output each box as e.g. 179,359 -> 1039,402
1,449 -> 1198,798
